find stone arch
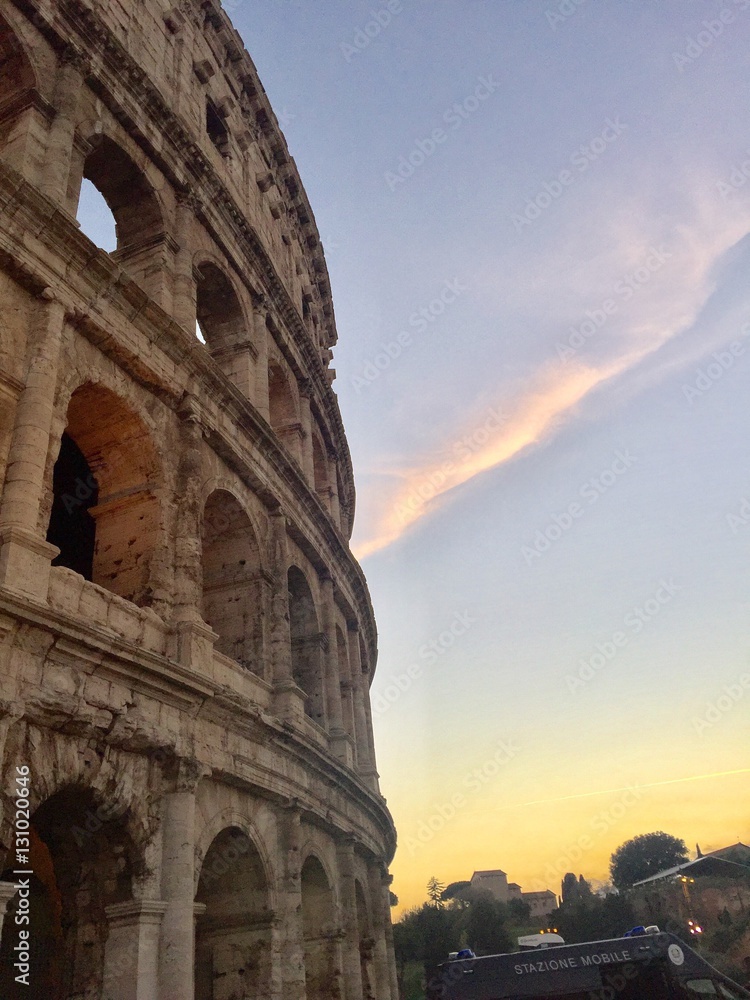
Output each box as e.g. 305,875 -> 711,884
287,565 -> 325,726
355,879 -> 376,1000
80,134 -> 164,247
202,489 -> 263,672
0,784 -> 138,1000
45,381 -> 162,606
78,135 -> 166,294
267,359 -> 301,461
195,259 -> 248,355
194,825 -> 273,999
301,853 -> 339,1000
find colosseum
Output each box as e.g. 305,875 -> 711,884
0,0 -> 398,997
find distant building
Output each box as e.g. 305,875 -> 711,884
522,890 -> 558,919
471,869 -> 511,901
468,870 -> 557,916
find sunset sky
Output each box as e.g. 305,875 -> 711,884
85,0 -> 750,916
232,0 -> 750,915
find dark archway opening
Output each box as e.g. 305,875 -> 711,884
194,827 -> 272,998
301,855 -> 339,1000
47,431 -> 98,580
206,99 -> 230,156
202,490 -> 263,672
0,786 -> 135,1000
45,383 -> 160,605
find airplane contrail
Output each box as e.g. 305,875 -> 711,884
519,768 -> 750,808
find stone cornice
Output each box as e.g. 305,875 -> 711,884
0,588 -> 395,861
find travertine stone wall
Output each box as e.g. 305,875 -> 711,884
0,0 -> 396,996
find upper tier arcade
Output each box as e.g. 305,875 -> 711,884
1,0 -> 356,534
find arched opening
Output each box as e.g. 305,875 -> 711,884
77,136 -> 165,295
0,786 -> 135,1000
0,18 -> 40,175
195,262 -> 246,355
202,491 -> 263,672
301,855 -> 338,1000
195,827 -> 272,999
81,136 -> 163,251
268,363 -> 296,428
206,98 -> 230,156
267,362 -> 301,461
287,566 -> 325,726
46,383 -> 161,605
355,881 -> 376,1000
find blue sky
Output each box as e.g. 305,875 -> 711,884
233,0 -> 750,911
83,0 -> 750,911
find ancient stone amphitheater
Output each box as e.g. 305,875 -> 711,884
0,0 -> 397,997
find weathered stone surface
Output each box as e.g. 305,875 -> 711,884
0,1 -> 396,996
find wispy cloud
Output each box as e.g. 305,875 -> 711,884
353,184 -> 750,561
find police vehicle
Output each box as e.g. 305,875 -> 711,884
433,928 -> 750,999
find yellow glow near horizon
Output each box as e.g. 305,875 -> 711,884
388,769 -> 750,919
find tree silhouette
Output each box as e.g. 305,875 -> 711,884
427,875 -> 446,907
609,832 -> 688,890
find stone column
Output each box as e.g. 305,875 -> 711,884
168,397 -> 217,671
347,625 -> 374,776
299,382 -> 315,485
158,758 -> 206,1000
0,294 -> 64,601
0,881 -> 18,947
172,194 -> 198,334
252,297 -> 270,420
278,803 -> 307,997
270,509 -> 305,724
39,50 -> 86,207
367,863 -> 396,1000
102,899 -> 168,1000
337,839 -> 364,1000
321,574 -> 351,764
360,685 -> 380,794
